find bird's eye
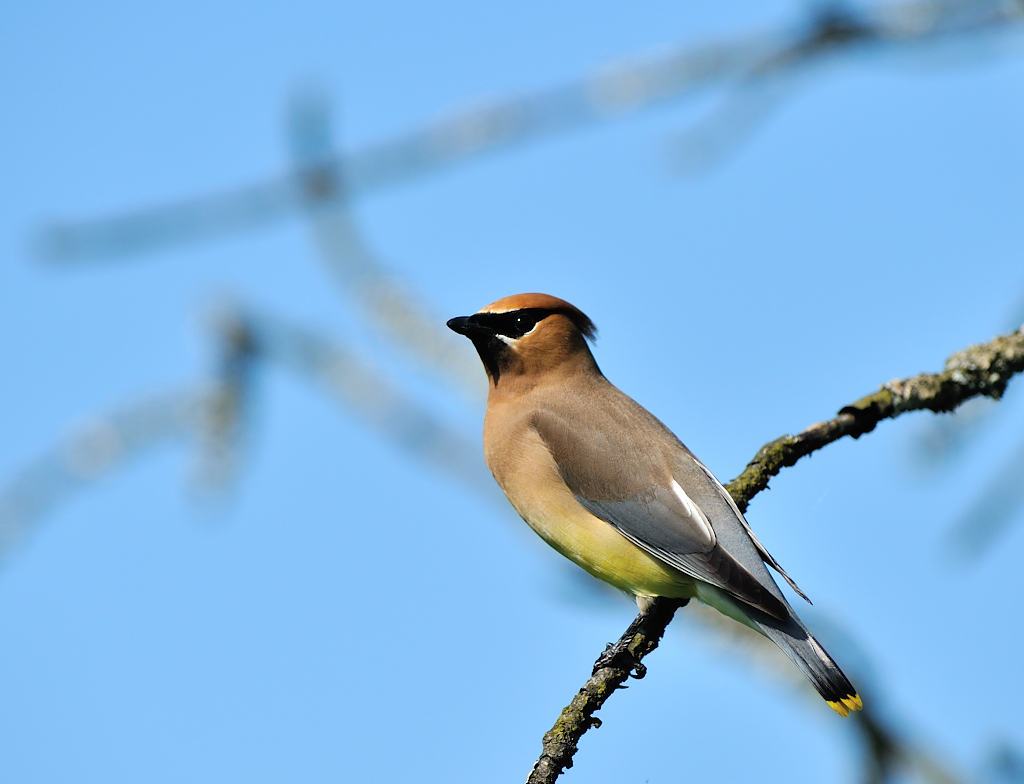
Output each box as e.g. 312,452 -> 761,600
514,314 -> 538,336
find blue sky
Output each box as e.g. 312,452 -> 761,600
2,1 -> 1024,782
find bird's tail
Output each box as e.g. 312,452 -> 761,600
696,584 -> 861,716
751,609 -> 862,716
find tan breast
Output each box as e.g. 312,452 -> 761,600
483,392 -> 694,599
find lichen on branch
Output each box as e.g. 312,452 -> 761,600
729,324 -> 1024,513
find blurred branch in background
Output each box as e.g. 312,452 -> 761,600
235,304 -> 494,495
685,603 -> 966,784
0,302 -> 495,560
33,0 -> 1024,264
0,389 -> 207,564
945,428 -> 1024,563
286,92 -> 485,396
910,395 -> 998,469
191,306 -> 259,495
985,741 -> 1024,783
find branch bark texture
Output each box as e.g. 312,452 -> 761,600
526,325 -> 1024,784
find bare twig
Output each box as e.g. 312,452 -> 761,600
527,324 -> 1024,783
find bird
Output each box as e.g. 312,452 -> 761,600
447,292 -> 861,716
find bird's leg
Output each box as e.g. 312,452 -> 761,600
634,594 -> 659,615
591,597 -> 687,680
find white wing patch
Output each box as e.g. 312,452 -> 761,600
670,479 -> 716,547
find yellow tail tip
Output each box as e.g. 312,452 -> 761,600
827,694 -> 863,717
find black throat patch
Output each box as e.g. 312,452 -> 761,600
460,306 -> 597,385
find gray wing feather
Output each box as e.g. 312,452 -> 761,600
531,401 -> 792,620
686,457 -> 810,602
575,490 -> 789,620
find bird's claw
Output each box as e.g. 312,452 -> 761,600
593,639 -> 647,679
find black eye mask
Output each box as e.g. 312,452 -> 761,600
470,307 -> 596,341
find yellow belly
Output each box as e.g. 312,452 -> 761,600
484,401 -> 695,599
512,484 -> 695,598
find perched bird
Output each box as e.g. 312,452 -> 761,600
447,292 -> 861,716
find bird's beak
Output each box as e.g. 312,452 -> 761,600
447,315 -> 493,339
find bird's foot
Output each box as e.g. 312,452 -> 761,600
593,637 -> 647,680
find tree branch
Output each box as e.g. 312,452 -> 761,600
525,598 -> 687,784
527,324 -> 1024,783
728,326 -> 1024,513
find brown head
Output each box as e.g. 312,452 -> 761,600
447,293 -> 600,387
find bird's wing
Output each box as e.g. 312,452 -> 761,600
533,406 -> 789,620
683,455 -> 810,603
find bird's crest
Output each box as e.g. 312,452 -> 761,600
479,293 -> 597,341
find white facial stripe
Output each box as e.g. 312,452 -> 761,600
478,314 -> 542,345
670,479 -> 715,546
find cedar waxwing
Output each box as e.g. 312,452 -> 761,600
447,293 -> 861,716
